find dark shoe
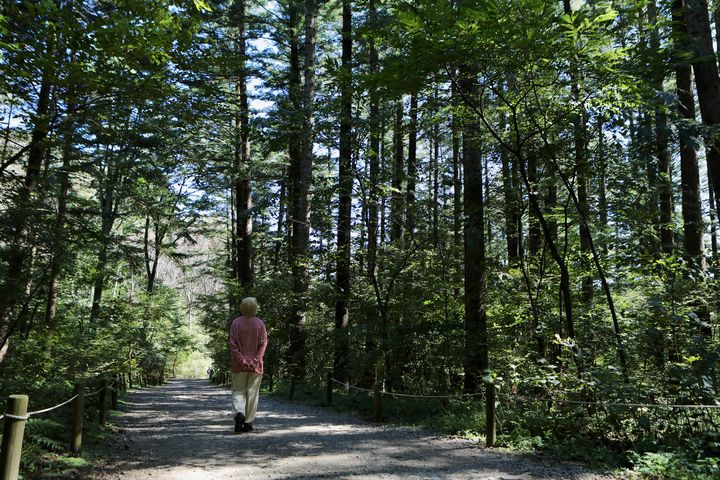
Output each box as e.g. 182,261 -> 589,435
234,413 -> 245,433
242,422 -> 253,432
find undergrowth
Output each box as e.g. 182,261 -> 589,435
0,387 -> 132,479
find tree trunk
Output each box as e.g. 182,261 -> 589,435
45,74 -> 75,343
648,1 -> 674,254
452,83 -> 462,249
406,92 -> 418,238
597,117 -> 608,240
432,86 -> 440,244
501,114 -> 520,263
334,0 -> 352,387
234,0 -> 253,293
390,101 -> 404,242
367,0 -> 380,278
563,0 -> 593,301
685,0 -> 720,224
674,3 -> 705,267
287,0 -> 316,379
459,73 -> 488,394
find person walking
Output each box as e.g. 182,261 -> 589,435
229,297 -> 267,433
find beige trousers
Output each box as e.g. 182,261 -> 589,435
231,372 -> 263,422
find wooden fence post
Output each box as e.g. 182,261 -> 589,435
485,382 -> 496,447
373,381 -> 383,421
373,360 -> 383,421
98,379 -> 108,425
326,372 -> 333,406
0,394 -> 29,480
70,383 -> 85,453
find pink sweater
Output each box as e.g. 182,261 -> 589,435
229,316 -> 267,374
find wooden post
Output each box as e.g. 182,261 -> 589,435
111,376 -> 118,410
373,381 -> 383,421
373,360 -> 383,421
0,394 -> 29,480
98,379 -> 108,425
485,382 -> 496,447
326,372 -> 333,405
70,383 -> 85,453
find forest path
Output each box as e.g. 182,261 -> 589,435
82,378 -> 616,480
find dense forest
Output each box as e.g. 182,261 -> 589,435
2,0 -> 720,477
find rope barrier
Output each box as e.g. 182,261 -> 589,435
0,380 -> 117,421
331,378 -> 485,399
26,394 -> 79,416
500,392 -> 720,409
331,378 -> 720,409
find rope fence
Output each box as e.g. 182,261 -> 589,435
0,374 -> 146,480
330,378 -> 720,410
0,381 -> 117,422
498,392 -> 720,410
330,378 -> 485,399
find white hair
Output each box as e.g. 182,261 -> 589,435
240,297 -> 258,316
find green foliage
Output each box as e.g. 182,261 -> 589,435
629,449 -> 720,480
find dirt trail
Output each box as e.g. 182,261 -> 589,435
82,378 -> 616,480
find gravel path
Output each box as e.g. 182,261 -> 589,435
82,379 -> 617,480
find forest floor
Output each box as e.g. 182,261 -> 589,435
79,378 -> 619,480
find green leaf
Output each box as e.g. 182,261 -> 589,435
594,9 -> 617,24
193,0 -> 212,13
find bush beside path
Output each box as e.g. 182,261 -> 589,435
81,379 -> 616,480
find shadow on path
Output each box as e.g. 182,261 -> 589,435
82,379 -> 614,480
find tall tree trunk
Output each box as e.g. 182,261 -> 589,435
288,0 -> 317,382
406,92 -> 418,238
639,110 -> 660,253
457,67 -> 494,445
233,0 -> 253,295
674,3 -> 704,267
432,86 -> 440,244
333,0 -> 352,388
685,0 -> 720,227
90,182 -> 115,323
597,117 -> 608,241
390,101 -> 404,242
648,1 -> 674,254
459,74 -> 488,394
501,114 -> 520,263
367,0 -> 380,278
676,0 -> 713,347
563,0 -> 593,302
452,84 -> 462,249
45,74 -> 75,343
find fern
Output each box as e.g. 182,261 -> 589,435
24,418 -> 66,452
